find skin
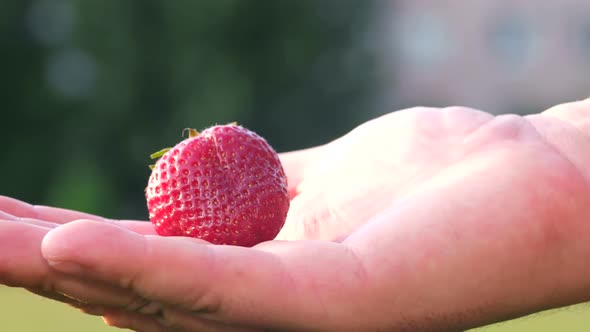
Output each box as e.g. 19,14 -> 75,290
1,99 -> 590,331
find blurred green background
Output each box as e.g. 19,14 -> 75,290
1,0 -> 589,331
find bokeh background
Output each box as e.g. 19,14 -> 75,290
1,0 -> 589,331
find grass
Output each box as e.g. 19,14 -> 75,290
472,304 -> 590,332
1,286 -> 109,332
2,286 -> 589,331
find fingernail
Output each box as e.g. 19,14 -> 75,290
47,260 -> 84,274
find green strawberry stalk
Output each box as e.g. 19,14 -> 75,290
149,128 -> 199,169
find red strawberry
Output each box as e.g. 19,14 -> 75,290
145,124 -> 290,247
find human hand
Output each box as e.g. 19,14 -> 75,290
1,99 -> 590,331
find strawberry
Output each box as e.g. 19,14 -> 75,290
145,124 -> 289,247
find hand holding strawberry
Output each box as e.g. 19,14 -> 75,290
1,100 -> 590,331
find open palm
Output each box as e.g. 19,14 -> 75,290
1,101 -> 590,331
280,103 -> 590,241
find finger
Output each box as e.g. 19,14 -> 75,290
0,220 -> 53,287
28,288 -> 106,317
102,309 -> 169,332
158,308 -> 262,332
29,288 -> 109,317
42,219 -> 368,329
46,276 -> 261,332
71,303 -> 107,316
45,272 -> 161,314
278,146 -> 323,199
29,221 -> 259,332
28,288 -> 109,317
0,219 -> 154,314
27,287 -> 79,305
109,220 -> 158,235
541,97 -> 590,134
0,195 -> 106,223
0,195 -> 156,234
0,210 -> 60,228
527,99 -> 590,185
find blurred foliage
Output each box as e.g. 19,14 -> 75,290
0,0 -> 379,219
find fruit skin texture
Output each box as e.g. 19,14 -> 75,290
145,124 -> 289,247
